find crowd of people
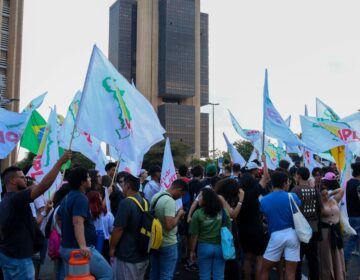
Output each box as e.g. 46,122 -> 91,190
0,150 -> 359,280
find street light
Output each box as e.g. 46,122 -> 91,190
206,102 -> 220,160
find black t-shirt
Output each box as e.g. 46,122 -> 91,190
110,188 -> 125,217
346,178 -> 360,217
237,183 -> 266,233
113,194 -> 148,263
58,190 -> 96,248
0,189 -> 35,258
188,179 -> 202,204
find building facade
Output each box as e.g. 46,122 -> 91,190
0,0 -> 24,168
109,0 -> 209,158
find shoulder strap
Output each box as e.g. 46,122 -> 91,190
221,208 -> 226,227
151,193 -> 171,210
128,196 -> 148,212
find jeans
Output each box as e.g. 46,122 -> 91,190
295,235 -> 319,280
60,246 -> 113,280
150,244 -> 178,280
344,217 -> 360,263
0,252 -> 34,280
197,242 -> 225,280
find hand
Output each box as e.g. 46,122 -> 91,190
59,150 -> 72,164
109,247 -> 116,258
261,154 -> 266,163
177,209 -> 185,218
238,188 -> 245,203
80,245 -> 91,259
45,200 -> 53,214
190,251 -> 197,262
187,216 -> 192,224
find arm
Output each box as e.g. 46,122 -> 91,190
73,216 -> 91,257
109,227 -> 123,258
30,151 -> 72,200
187,199 -> 199,223
165,209 -> 185,231
331,188 -> 344,203
259,154 -> 270,188
189,234 -> 198,262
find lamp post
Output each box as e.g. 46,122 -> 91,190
206,102 -> 220,160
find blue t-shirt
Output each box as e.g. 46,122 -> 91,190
260,191 -> 301,235
58,190 -> 96,248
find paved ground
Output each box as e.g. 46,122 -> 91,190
39,255 -> 359,280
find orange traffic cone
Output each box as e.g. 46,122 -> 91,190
65,250 -> 95,280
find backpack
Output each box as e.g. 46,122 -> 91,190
47,206 -> 61,260
128,194 -> 168,255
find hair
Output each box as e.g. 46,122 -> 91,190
124,174 -> 140,192
1,166 -> 21,185
252,159 -> 261,166
68,167 -> 89,190
105,162 -> 117,172
312,167 -> 322,177
233,163 -> 241,173
101,175 -> 112,188
271,172 -> 289,189
171,179 -> 188,192
87,191 -> 104,219
240,173 -> 257,190
116,171 -> 129,184
210,176 -> 222,188
224,166 -> 232,174
191,165 -> 204,178
322,179 -> 340,191
88,169 -> 100,189
215,178 -> 240,207
322,166 -> 335,175
178,165 -> 188,177
351,162 -> 360,177
201,188 -> 222,217
53,183 -> 71,208
296,167 -> 310,181
279,160 -> 290,171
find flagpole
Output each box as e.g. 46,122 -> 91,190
262,69 -> 268,155
110,160 -> 120,188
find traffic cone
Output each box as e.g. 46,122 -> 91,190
65,250 -> 95,280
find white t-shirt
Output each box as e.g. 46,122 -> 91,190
93,211 -> 114,240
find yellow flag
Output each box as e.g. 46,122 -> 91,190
330,146 -> 345,172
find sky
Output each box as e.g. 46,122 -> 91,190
20,0 -> 360,158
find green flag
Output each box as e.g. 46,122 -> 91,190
20,110 -> 47,154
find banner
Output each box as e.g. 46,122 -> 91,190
223,133 -> 246,167
316,98 -> 340,121
303,148 -> 323,172
109,145 -> 143,176
22,92 -> 47,113
228,110 -> 262,143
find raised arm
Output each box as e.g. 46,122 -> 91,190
259,154 -> 270,188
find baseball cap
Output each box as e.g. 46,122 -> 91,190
245,162 -> 259,170
206,164 -> 217,174
322,172 -> 337,181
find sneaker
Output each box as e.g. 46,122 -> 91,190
185,263 -> 199,273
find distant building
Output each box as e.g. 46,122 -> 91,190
109,0 -> 209,158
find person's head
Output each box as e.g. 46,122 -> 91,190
199,188 -> 222,217
312,167 -> 322,178
149,165 -> 161,181
271,171 -> 290,191
295,161 -> 301,168
244,162 -> 260,177
116,171 -> 129,187
122,174 -> 140,196
205,164 -> 217,177
223,165 -> 232,176
214,178 -> 240,205
232,163 -> 241,174
68,167 -> 91,192
168,179 -> 188,199
321,172 -> 340,191
240,173 -> 257,190
296,167 -> 310,183
210,176 -> 221,188
139,169 -> 148,181
191,165 -> 204,179
89,169 -> 102,190
279,160 -> 291,171
1,166 -> 27,192
105,162 -> 117,178
87,190 -> 104,220
178,165 -> 188,178
351,162 -> 360,178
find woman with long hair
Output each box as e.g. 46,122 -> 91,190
318,184 -> 346,280
87,191 -> 114,263
189,188 -> 231,280
89,169 -> 103,194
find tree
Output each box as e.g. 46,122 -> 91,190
233,140 -> 254,161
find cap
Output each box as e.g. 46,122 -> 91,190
245,162 -> 259,170
206,164 -> 217,174
322,172 -> 337,181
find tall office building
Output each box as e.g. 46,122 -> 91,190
109,0 -> 209,158
0,0 -> 24,168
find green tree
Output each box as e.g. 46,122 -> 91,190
16,152 -> 36,171
233,140 -> 254,161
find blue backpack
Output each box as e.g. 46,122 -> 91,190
220,209 -> 236,260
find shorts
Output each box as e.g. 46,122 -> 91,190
238,230 -> 268,256
263,228 -> 300,262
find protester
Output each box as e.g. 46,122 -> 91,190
237,155 -> 269,280
102,162 -> 117,188
308,167 -> 322,188
321,172 -> 340,191
232,163 -> 242,183
110,174 -> 149,280
223,165 -> 232,178
188,165 -> 204,205
292,167 -> 322,280
260,171 -> 301,280
109,171 -> 127,216
149,179 -> 188,280
201,163 -> 218,188
344,162 -> 360,267
0,151 -> 71,280
57,166 -> 112,279
189,188 -> 231,280
318,184 -> 346,280
144,165 -> 162,202
139,169 -> 149,194
89,169 -> 103,194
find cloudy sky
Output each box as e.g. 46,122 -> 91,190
20,0 -> 360,156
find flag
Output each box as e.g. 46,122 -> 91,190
0,108 -> 30,159
303,148 -> 323,172
20,110 -> 47,154
59,91 -> 103,164
300,116 -> 342,152
27,107 -> 62,198
284,115 -> 291,127
109,145 -> 143,176
95,146 -> 108,176
228,110 -> 262,142
305,104 -> 308,117
76,45 -> 165,162
22,92 -> 47,113
318,152 -> 335,163
223,133 -> 246,167
330,146 -> 346,172
264,142 -> 280,170
339,146 -> 354,188
263,70 -> 303,146
316,98 -> 340,121
248,149 -> 259,163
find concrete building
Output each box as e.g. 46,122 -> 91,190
109,0 -> 209,158
0,0 -> 24,168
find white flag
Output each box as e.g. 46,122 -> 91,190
303,149 -> 323,172
22,92 -> 47,112
223,133 -> 246,167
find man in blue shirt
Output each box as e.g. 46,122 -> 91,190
260,171 -> 301,280
57,167 -> 112,280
